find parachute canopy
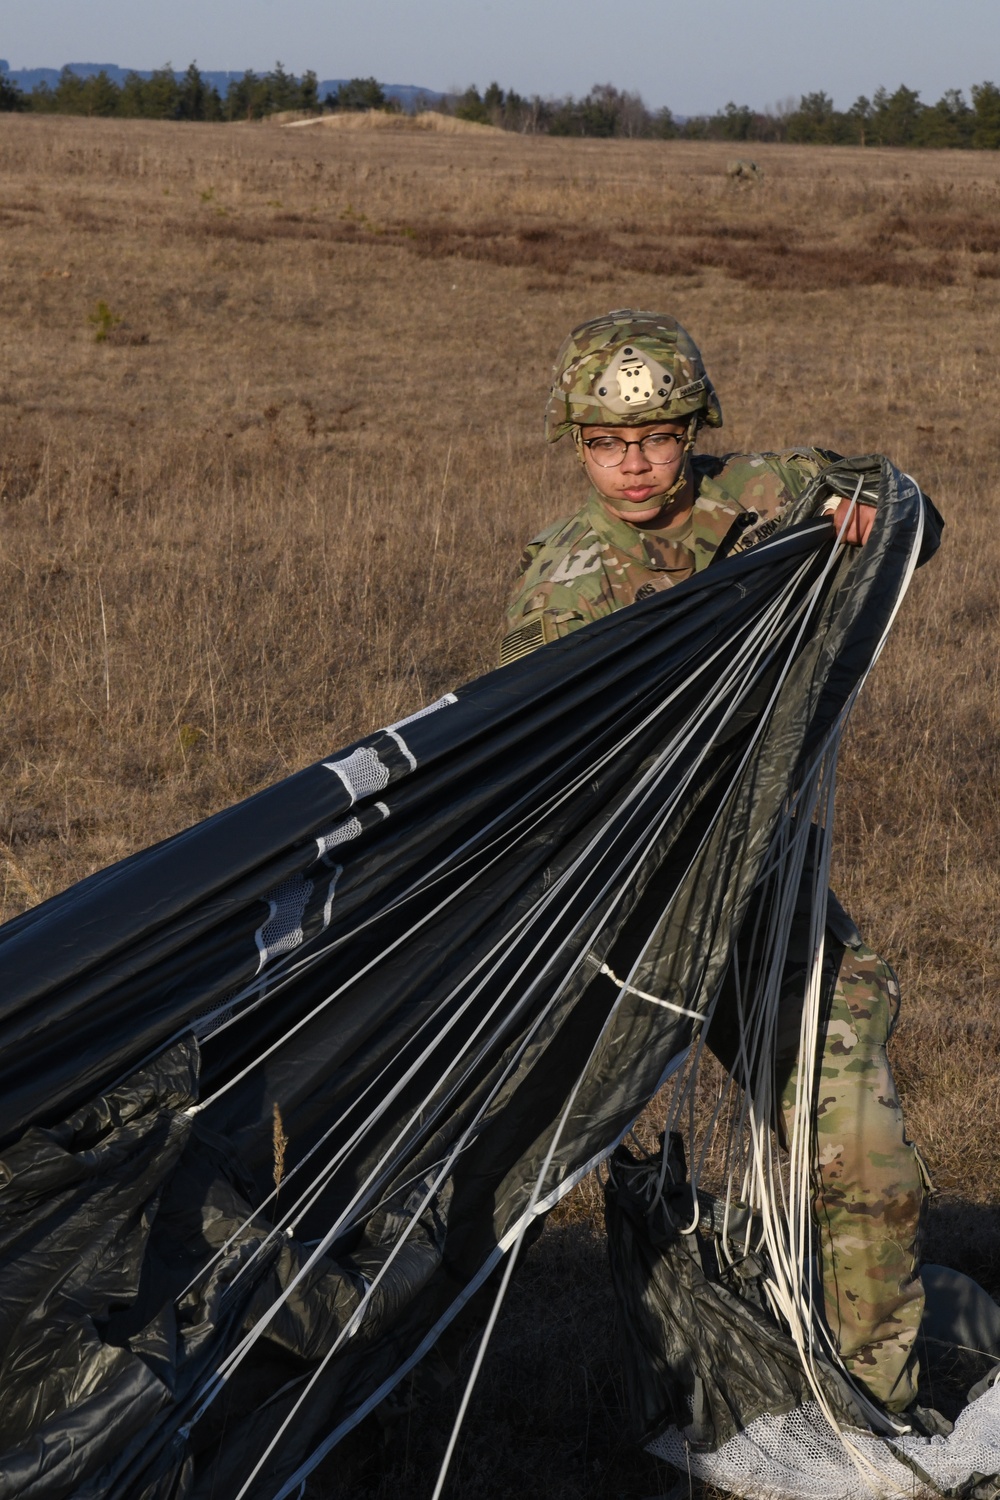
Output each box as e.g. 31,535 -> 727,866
0,458 -> 951,1500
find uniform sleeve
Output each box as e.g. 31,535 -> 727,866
754,448 -> 842,523
501,572 -> 602,664
501,524 -> 613,664
714,448 -> 842,562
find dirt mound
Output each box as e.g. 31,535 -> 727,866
282,109 -> 502,135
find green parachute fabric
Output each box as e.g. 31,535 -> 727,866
0,457 -> 941,1499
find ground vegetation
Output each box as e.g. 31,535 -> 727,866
0,116 -> 998,1495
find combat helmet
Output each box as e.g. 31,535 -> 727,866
544,309 -> 723,443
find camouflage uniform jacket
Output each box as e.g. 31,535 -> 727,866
501,449 -> 837,663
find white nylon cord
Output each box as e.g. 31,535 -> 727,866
191,548 -> 823,1422
230,541 -> 827,1317
196,538 -> 818,1079
177,547 -> 825,1303
190,590 -> 781,1098
227,796 -> 709,1499
242,530 -> 855,1491
186,515 -> 907,1493
426,921 -> 661,1500
256,522 -> 845,1494
657,484 -> 929,1485
597,963 -> 705,1022
182,583 -> 801,1299
425,606 -> 874,1500
281,495 -> 929,1500
197,631 -> 781,1369
264,1047 -> 692,1500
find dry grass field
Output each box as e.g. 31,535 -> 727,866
2,114 -> 1000,1496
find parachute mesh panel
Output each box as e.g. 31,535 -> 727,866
386,693 -> 457,731
323,745 -> 391,801
256,874 -> 313,967
648,1381 -> 1000,1499
316,815 -> 364,857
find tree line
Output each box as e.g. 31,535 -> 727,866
0,63 -> 321,120
451,80 -> 1000,149
3,63 -> 1000,149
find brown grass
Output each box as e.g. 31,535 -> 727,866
1,116 -> 999,1494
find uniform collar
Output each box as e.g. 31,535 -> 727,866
583,490 -> 656,564
584,489 -> 696,566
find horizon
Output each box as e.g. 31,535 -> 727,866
3,55 -> 996,120
2,0 -> 998,117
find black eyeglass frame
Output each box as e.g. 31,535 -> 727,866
581,431 -> 686,468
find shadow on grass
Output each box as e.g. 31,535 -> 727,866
308,1219 -> 685,1500
307,1197 -> 1000,1496
924,1197 -> 1000,1302
916,1197 -> 1000,1422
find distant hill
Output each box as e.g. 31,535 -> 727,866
0,61 -> 443,109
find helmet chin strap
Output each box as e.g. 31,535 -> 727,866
573,414 -> 700,516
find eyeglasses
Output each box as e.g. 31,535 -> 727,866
582,431 -> 686,468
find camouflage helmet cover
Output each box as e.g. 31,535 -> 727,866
544,309 -> 723,442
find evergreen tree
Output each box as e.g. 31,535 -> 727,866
787,91 -> 843,144
579,84 -> 625,137
847,95 -> 872,146
454,85 -> 490,124
28,80 -> 55,111
119,71 -> 148,118
226,70 -> 266,120
650,105 -> 677,139
482,80 -> 504,123
327,76 -> 386,111
546,95 -> 581,135
141,64 -> 181,119
872,84 -> 924,146
264,61 -> 299,112
972,81 -> 1000,149
917,88 -> 973,148
84,70 -> 122,116
298,70 -> 320,112
52,66 -> 89,114
0,71 -> 26,111
716,100 -> 755,141
177,62 -> 208,121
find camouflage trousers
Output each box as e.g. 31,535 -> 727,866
710,901 -> 928,1413
772,937 -> 928,1412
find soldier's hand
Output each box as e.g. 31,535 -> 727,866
831,498 -> 876,546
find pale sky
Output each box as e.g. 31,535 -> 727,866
4,0 -> 999,115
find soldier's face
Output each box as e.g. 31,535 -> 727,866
580,421 -> 690,525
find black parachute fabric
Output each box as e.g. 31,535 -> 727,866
0,458 -> 939,1499
602,1133 -> 871,1449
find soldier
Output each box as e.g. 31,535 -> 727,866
501,309 -> 929,1415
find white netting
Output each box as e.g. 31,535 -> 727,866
255,874 -> 313,970
322,745 -> 390,803
386,693 -> 458,732
254,869 -> 345,974
648,1382 -> 1000,1499
316,815 -> 364,858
